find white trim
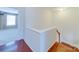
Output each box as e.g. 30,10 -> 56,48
47,40 -> 57,52
62,40 -> 79,48
24,39 -> 34,52
26,26 -> 57,34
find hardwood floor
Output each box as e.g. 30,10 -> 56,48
0,39 -> 32,52
0,39 -> 79,52
16,39 -> 32,52
48,42 -> 79,52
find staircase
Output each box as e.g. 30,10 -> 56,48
48,29 -> 79,52
48,42 -> 79,52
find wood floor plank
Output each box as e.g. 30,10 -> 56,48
48,42 -> 79,52
0,39 -> 32,52
16,39 -> 32,52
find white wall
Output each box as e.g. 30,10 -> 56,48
25,28 -> 40,51
24,7 -> 57,51
42,8 -> 79,46
24,7 -> 79,51
25,7 -> 53,29
0,7 -> 25,44
41,7 -> 79,47
52,7 -> 79,47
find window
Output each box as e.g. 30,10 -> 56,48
6,15 -> 16,26
0,13 -> 18,30
0,8 -> 18,30
4,14 -> 17,29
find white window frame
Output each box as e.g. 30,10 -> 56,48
3,13 -> 17,29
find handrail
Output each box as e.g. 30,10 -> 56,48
56,29 -> 61,43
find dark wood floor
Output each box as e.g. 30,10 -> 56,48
0,39 -> 32,52
48,42 -> 79,52
16,39 -> 32,52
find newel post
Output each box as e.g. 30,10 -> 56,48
56,29 -> 61,43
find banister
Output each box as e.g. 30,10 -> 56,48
56,29 -> 61,43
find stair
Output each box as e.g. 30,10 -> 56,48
48,29 -> 79,52
48,42 -> 79,52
